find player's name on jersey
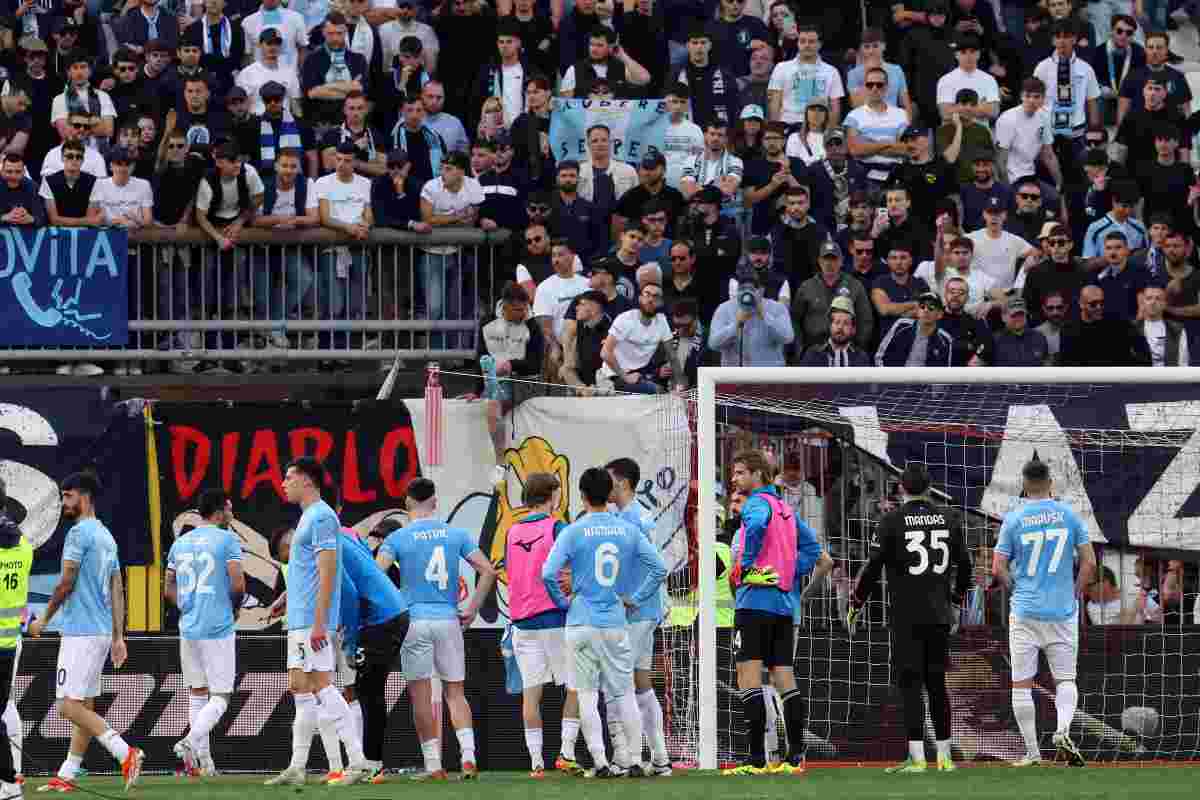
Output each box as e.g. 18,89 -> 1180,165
1020,510 -> 1066,527
904,514 -> 946,526
410,529 -> 449,541
583,526 -> 633,538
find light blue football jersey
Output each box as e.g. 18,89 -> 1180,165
58,517 -> 121,636
542,510 -> 667,629
167,525 -> 243,640
286,500 -> 342,631
995,498 -> 1089,622
379,519 -> 479,620
616,501 -> 666,624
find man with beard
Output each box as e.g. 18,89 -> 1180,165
1059,284 -> 1150,365
1006,179 -> 1058,248
613,150 -> 686,240
674,26 -> 740,128
514,222 -> 553,298
185,0 -> 246,100
560,25 -> 650,100
959,150 -> 1012,232
421,81 -> 469,158
742,121 -> 798,236
253,81 -> 318,182
799,295 -> 873,366
770,186 -> 829,286
730,236 -> 791,306
1034,291 -> 1069,364
676,186 -> 741,283
665,238 -> 723,324
11,37 -> 57,177
599,282 -> 673,394
1022,224 -> 1089,319
300,13 -> 369,132
557,0 -> 616,74
389,95 -> 444,185
792,242 -> 874,355
889,126 -> 957,227
800,127 -> 867,233
550,160 -> 607,264
560,290 -> 613,394
738,42 -> 774,113
937,275 -> 994,366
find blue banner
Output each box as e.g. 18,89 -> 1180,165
0,227 -> 128,346
550,98 -> 671,165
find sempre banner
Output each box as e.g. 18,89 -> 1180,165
0,227 -> 129,346
550,98 -> 670,165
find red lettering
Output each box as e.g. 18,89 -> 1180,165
170,426 -> 210,501
242,429 -> 286,500
342,431 -> 376,503
289,428 -> 335,465
380,427 -> 419,498
221,432 -> 240,495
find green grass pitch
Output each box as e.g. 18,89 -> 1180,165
40,766 -> 1200,800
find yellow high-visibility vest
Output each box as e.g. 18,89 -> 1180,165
280,562 -> 289,585
0,536 -> 33,651
668,541 -> 734,628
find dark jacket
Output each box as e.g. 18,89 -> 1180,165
769,215 -> 831,287
939,310 -> 994,366
0,178 -> 46,226
557,8 -> 622,75
370,174 -> 421,229
0,511 -> 20,549
800,158 -> 869,232
184,16 -> 247,99
675,61 -> 740,128
1059,317 -> 1152,366
115,7 -> 180,52
550,194 -> 607,264
875,318 -> 954,367
470,57 -> 534,131
799,340 -> 873,367
509,111 -> 555,190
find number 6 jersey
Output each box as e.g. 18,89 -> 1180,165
852,498 -> 973,628
995,498 -> 1089,622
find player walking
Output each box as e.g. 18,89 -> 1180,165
725,451 -> 829,776
992,459 -> 1095,768
605,458 -> 672,775
165,489 -> 245,778
0,478 -> 32,800
541,468 -> 667,779
337,529 -> 410,783
30,473 -> 144,793
502,473 -> 581,778
375,478 -> 497,780
848,463 -> 973,774
265,458 -> 370,786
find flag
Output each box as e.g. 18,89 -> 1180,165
425,364 -> 444,467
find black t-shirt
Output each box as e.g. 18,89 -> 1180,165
176,108 -> 233,150
564,291 -> 635,321
1120,65 -> 1193,114
1116,106 -> 1187,169
1138,160 -> 1195,233
573,314 -> 612,386
613,183 -> 687,235
320,125 -> 386,166
0,111 -> 31,152
892,157 -> 958,225
400,128 -> 433,185
742,157 -> 789,235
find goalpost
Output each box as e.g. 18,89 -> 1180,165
692,366 -> 1200,771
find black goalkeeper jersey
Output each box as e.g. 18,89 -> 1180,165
852,497 -> 973,628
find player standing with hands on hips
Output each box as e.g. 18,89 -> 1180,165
847,463 -> 972,774
725,450 -> 830,776
992,459 -> 1095,768
29,472 -> 144,793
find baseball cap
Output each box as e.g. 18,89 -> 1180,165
740,104 -> 765,121
18,36 -> 46,52
747,236 -> 771,253
983,196 -> 1007,213
824,127 -> 846,144
1005,295 -> 1028,314
399,35 -> 423,55
693,185 -> 722,205
493,129 -> 513,147
899,125 -> 928,141
335,140 -> 359,156
819,241 -> 842,259
259,80 -> 287,100
108,146 -> 133,164
225,86 -> 248,102
259,27 -> 284,44
917,291 -> 944,309
577,289 -> 607,306
640,150 -> 666,169
829,295 -> 855,318
588,257 -> 616,276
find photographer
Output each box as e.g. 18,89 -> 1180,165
708,266 -> 794,366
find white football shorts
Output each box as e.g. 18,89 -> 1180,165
180,634 -> 237,693
512,626 -> 571,689
566,626 -> 634,698
1009,615 -> 1078,682
286,627 -> 336,673
55,635 -> 111,700
402,619 -> 465,682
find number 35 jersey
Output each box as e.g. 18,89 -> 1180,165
854,499 -> 973,628
996,498 -> 1088,622
167,525 -> 243,640
379,519 -> 480,621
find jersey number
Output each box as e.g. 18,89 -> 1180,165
176,552 -> 216,596
1,572 -> 17,592
425,545 -> 449,591
905,530 -> 950,575
595,542 -> 620,588
1020,528 -> 1069,576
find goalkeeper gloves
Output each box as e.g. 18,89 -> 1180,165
846,604 -> 862,637
741,566 -> 780,587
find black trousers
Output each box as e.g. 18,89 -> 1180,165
354,613 -> 409,762
0,649 -> 16,783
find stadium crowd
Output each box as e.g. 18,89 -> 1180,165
2,0 -> 1200,377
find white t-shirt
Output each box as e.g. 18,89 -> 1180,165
241,8 -> 309,69
270,178 -> 318,217
236,61 -> 303,116
995,106 -> 1053,183
560,62 -> 605,95
913,260 -> 997,309
500,63 -> 525,125
1086,597 -> 1122,625
767,59 -> 845,124
843,103 -> 910,166
419,175 -> 485,254
533,273 -> 591,339
40,144 -> 107,180
935,67 -> 1001,108
50,88 -> 117,124
196,164 -> 267,220
606,308 -> 672,372
378,19 -> 440,73
785,130 -> 825,164
92,176 -> 153,225
314,172 -> 372,225
966,229 -> 1032,288
661,118 -> 704,189
516,256 -> 584,284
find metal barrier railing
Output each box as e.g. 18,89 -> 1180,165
0,227 -> 511,365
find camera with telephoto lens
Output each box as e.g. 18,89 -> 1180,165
737,284 -> 758,311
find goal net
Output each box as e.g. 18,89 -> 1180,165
667,367 -> 1200,770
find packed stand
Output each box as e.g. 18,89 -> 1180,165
0,0 -> 1197,377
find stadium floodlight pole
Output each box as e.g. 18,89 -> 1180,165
695,364 -> 1200,771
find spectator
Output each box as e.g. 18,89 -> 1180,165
709,265 -> 794,366
613,150 -> 686,241
475,134 -> 526,232
798,295 -> 873,366
873,184 -> 932,263
387,35 -> 431,107
845,229 -> 884,285
0,151 -> 43,227
620,0 -> 669,97
770,185 -> 829,287
15,36 -> 58,178
1086,567 -> 1135,624
1082,182 -> 1147,259
1088,17 -> 1142,112
186,0 -> 246,99
637,200 -> 674,265
560,289 -> 611,394
935,34 -> 1000,122
1114,80 -> 1187,171
252,147 -> 320,336
550,159 -> 606,264
498,0 -> 553,82
664,238 -> 722,324
891,126 -> 957,228
800,127 -> 867,232
848,28 -> 912,118
241,0 -> 309,70
960,149 -> 1012,231
737,42 -> 775,113
875,291 -> 954,366
560,24 -> 650,100
707,0 -> 769,78
783,97 -> 830,166
1059,284 -> 1151,365
845,66 -> 910,189
475,281 -> 544,470
301,12 -> 369,130
418,149 -> 483,350
791,242 -> 874,355
1118,30 -> 1190,125
534,237 -> 590,381
937,88 -> 997,186
508,75 -> 554,190
675,185 -> 741,279
871,240 -> 930,340
995,77 -> 1062,192
1095,231 -> 1147,321
557,0 -> 611,74
320,90 -> 385,177
40,140 -> 102,227
661,83 -> 705,190
937,275 -> 994,365
680,121 -> 743,224
371,149 -> 424,230
1137,283 -> 1188,366
578,123 -> 638,234
378,0 -> 438,77
767,24 -> 844,123
421,82 -> 470,159
1034,290 -> 1069,364
978,295 -> 1050,366
254,81 -> 317,181
51,50 -> 116,145
167,74 -> 232,150
611,227 -> 647,298
968,196 -> 1038,289
154,38 -> 198,112
599,282 -> 672,394
0,88 -> 31,160
659,297 -> 707,392
899,1 -> 957,121
731,235 -> 791,306
741,121 -> 795,235
333,0 -> 385,100
514,221 -> 553,297
117,0 -> 180,54
1160,559 -> 1186,624
1137,125 -> 1194,237
1022,224 -> 1089,318
1032,19 -> 1100,184
389,95 -> 445,186
675,26 -> 741,128
470,20 -> 531,127
1006,178 -> 1058,244
237,29 -> 303,118
41,109 -> 107,179
93,145 -> 153,230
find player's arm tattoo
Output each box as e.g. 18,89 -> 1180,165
42,561 -> 80,624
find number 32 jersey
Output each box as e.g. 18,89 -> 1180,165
996,498 -> 1088,622
853,499 -> 973,628
167,525 -> 243,639
379,519 -> 480,620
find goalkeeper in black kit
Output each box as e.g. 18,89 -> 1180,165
847,463 -> 972,774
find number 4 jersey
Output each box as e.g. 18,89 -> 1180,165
853,498 -> 973,628
379,518 -> 480,620
995,498 -> 1089,622
167,525 -> 243,639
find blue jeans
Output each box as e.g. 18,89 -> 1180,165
620,377 -> 661,395
315,247 -> 368,350
252,247 -> 313,321
415,248 -> 477,351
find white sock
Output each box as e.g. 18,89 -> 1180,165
560,717 -> 580,760
4,700 -> 21,772
1012,688 -> 1039,758
420,738 -> 442,773
98,729 -> 131,764
187,695 -> 209,755
317,685 -> 365,766
908,740 -> 924,763
58,753 -> 83,781
290,693 -> 318,771
524,727 -> 544,770
578,689 -> 607,769
636,689 -> 668,764
349,700 -> 363,748
456,728 -> 476,765
936,739 -> 951,759
605,696 -> 628,767
1056,681 -> 1078,735
618,692 -> 644,769
762,685 -> 779,759
187,696 -> 228,755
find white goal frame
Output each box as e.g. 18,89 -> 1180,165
694,366 -> 1200,770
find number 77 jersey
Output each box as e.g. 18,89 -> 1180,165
995,498 -> 1089,622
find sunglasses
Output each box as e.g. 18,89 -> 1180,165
527,204 -> 550,213
116,65 -> 137,72
167,143 -> 187,149
1044,305 -> 1066,312
1048,238 -> 1070,246
63,153 -> 84,161
1114,26 -> 1135,34
1018,192 -> 1041,200
865,82 -> 886,89
70,121 -> 91,129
